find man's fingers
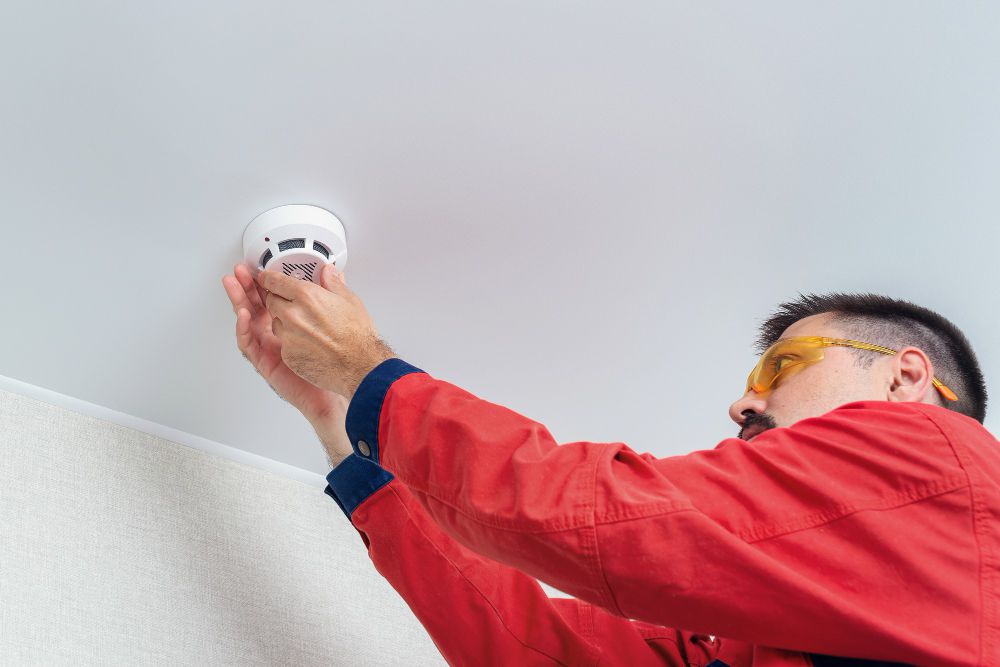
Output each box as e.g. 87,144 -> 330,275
234,264 -> 266,313
222,275 -> 252,315
254,282 -> 270,312
257,269 -> 300,301
223,269 -> 271,322
263,288 -> 295,322
249,271 -> 283,319
235,308 -> 261,362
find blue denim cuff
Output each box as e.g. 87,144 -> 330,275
345,358 -> 426,465
324,454 -> 395,519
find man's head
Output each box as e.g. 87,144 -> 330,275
729,293 -> 988,441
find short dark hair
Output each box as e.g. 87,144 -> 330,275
754,292 -> 988,424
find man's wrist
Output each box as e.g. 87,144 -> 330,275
346,343 -> 395,401
327,452 -> 350,469
309,416 -> 353,466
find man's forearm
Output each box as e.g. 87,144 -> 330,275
325,464 -> 686,666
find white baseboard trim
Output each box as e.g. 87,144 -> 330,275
0,373 -> 326,487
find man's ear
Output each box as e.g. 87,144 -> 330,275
887,346 -> 935,403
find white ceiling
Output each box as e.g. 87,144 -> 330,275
2,2 -> 998,476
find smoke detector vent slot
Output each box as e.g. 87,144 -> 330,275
278,238 -> 306,251
313,241 -> 330,258
260,249 -> 273,268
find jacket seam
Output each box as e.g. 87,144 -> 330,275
585,475 -> 969,543
915,406 -> 991,665
403,477 -> 695,531
635,625 -> 681,644
589,445 -> 627,616
396,476 -> 593,533
595,500 -> 698,524
740,474 -> 970,543
403,472 -> 965,536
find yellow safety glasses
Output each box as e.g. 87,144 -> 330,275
745,336 -> 959,402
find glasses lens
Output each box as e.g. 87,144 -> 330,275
746,338 -> 826,394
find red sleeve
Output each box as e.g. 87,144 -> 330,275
343,359 -> 978,665
327,458 -> 717,666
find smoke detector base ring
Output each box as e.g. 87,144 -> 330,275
242,204 -> 348,285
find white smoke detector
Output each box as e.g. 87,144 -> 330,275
242,204 -> 348,284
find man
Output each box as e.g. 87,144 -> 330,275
221,264 -> 997,666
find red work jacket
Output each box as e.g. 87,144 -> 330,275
324,359 -> 999,666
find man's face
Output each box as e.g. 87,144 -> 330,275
728,313 -> 891,441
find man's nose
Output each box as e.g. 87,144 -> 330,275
728,390 -> 768,426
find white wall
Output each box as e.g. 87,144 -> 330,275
0,388 -> 445,666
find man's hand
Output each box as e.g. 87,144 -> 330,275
222,263 -> 374,467
254,263 -> 395,401
222,263 -> 345,422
